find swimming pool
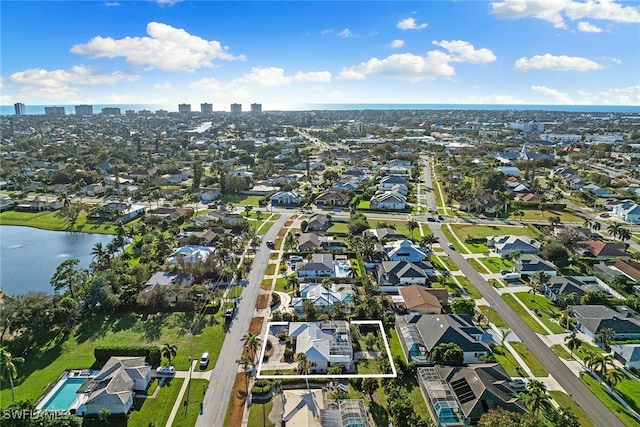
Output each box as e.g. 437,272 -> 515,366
40,377 -> 86,411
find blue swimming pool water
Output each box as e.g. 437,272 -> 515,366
41,377 -> 86,411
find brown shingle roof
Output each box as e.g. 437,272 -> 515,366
399,285 -> 445,311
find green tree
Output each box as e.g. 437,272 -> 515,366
431,343 -> 463,366
362,377 -> 379,400
529,270 -> 550,302
161,343 -> 178,366
450,297 -> 475,315
242,332 -> 262,360
407,219 -> 419,238
520,379 -> 552,419
50,258 -> 85,299
98,406 -> 111,423
0,347 -> 25,401
604,368 -> 624,387
479,407 -> 543,427
236,354 -> 253,395
564,331 -> 582,358
597,327 -> 615,350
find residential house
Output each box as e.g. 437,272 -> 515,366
399,285 -> 449,314
388,159 -> 413,168
98,202 -> 146,223
543,276 -> 616,303
76,356 -> 151,416
612,202 -> 640,224
291,283 -> 353,314
378,261 -> 435,288
147,207 -> 193,223
474,194 -> 503,215
575,240 -> 627,258
314,189 -> 351,208
167,246 -> 215,264
281,389 -> 325,427
573,305 -> 640,342
296,253 -> 335,278
582,184 -> 613,198
178,228 -> 228,247
380,166 -> 410,177
198,187 -> 221,203
305,213 -> 331,232
194,210 -> 244,226
270,191 -> 302,206
364,228 -> 405,241
385,240 -> 429,262
140,271 -> 194,303
321,400 -> 370,427
418,364 -> 527,426
378,175 -> 408,191
514,254 -> 558,278
370,191 -> 407,210
611,344 -> 640,369
594,259 -> 640,282
487,235 -> 541,258
396,314 -> 490,365
297,233 -> 347,252
289,321 -> 353,372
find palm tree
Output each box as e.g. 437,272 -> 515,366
98,406 -> 111,423
597,327 -> 616,351
520,379 -> 552,418
0,347 -> 25,401
161,343 -> 178,366
583,218 -> 592,229
321,277 -> 333,291
607,222 -> 622,240
242,332 -> 262,360
407,219 -> 418,239
617,227 -> 631,242
285,275 -> 299,291
294,352 -> 311,390
588,353 -> 614,379
564,331 -> 582,358
604,368 -> 624,387
530,270 -> 550,302
284,232 -> 297,252
420,234 -> 439,251
236,354 -> 253,395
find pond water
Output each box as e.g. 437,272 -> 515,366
0,226 -> 115,295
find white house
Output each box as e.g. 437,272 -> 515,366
76,356 -> 151,416
289,321 -> 353,372
370,192 -> 406,210
291,283 -> 353,314
487,235 -> 541,258
385,240 -> 429,262
612,202 -> 640,224
270,191 -> 302,206
377,175 -> 408,191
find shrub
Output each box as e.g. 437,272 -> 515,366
94,345 -> 162,368
270,292 -> 281,308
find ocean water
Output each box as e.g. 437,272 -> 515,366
2,103 -> 639,115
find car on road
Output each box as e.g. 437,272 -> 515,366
427,217 -> 435,222
156,365 -> 176,376
447,243 -> 455,249
199,352 -> 210,369
438,215 -> 444,221
266,240 -> 275,249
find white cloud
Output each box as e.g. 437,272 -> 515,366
338,69 -> 367,80
531,85 -> 574,103
320,29 -> 334,35
491,0 -> 640,28
389,39 -> 405,48
337,28 -> 353,38
9,65 -> 139,87
578,21 -> 603,32
71,22 -> 245,72
235,67 -> 292,87
432,40 -> 497,63
515,53 -> 602,71
578,85 -> 640,104
340,51 -> 455,82
468,94 -> 527,104
153,82 -> 172,90
397,17 -> 428,30
293,71 -> 332,82
190,77 -> 225,92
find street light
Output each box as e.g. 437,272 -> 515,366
186,331 -> 193,403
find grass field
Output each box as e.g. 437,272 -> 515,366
440,227 -> 468,253
548,390 -> 596,427
512,208 -> 585,223
510,342 -> 549,377
175,379 -> 210,427
368,219 -> 411,235
450,223 -> 542,240
550,344 -> 572,360
438,255 -> 460,271
0,210 -> 118,234
220,194 -> 264,206
327,222 -> 349,234
456,276 -> 483,299
128,378 -> 184,427
574,341 -> 606,360
248,399 -> 275,427
0,311 -> 226,404
466,258 -> 490,273
492,344 -> 522,377
581,373 -> 639,427
513,293 -> 566,334
477,305 -> 508,328
479,257 -> 513,274
613,375 -> 640,415
502,293 -> 548,335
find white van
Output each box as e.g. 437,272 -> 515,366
199,352 -> 210,369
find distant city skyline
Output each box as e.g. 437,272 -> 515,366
2,1 -> 639,106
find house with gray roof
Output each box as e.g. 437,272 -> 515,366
611,344 -> 640,369
395,314 -> 490,365
289,321 -> 353,372
76,356 -> 151,416
487,235 -> 540,258
612,201 -> 640,224
378,261 -> 435,290
296,253 -> 335,278
385,240 -> 429,262
573,305 -> 640,342
369,191 -> 407,210
514,254 -> 558,278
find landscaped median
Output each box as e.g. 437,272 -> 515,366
512,293 -> 566,334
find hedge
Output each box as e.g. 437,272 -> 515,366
94,345 -> 162,368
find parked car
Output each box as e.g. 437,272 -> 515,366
199,352 -> 210,369
157,365 -> 176,376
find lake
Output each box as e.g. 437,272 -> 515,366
0,226 -> 115,296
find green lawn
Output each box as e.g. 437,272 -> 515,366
327,222 -> 349,234
440,227 -> 468,254
128,378 -> 184,427
388,328 -> 403,357
581,373 -> 639,427
466,258 -> 490,273
479,257 -> 513,274
257,221 -> 275,234
430,256 -> 446,270
548,390 -> 596,427
220,194 -> 264,206
574,341 -> 606,360
0,312 -> 226,404
465,242 -> 490,254
368,219 -> 411,235
510,342 -> 549,377
265,263 -> 277,275
477,305 -> 508,328
502,294 -> 548,335
488,278 -> 504,288
613,375 -> 640,415
274,277 -> 291,293
248,399 -> 275,427
492,344 -> 522,377
550,344 -> 572,360
513,293 -> 566,334
450,223 -> 542,240
177,379 -> 210,427
456,276 -> 483,299
437,255 -> 460,271
0,210 -> 118,234
357,200 -> 371,209
513,208 -> 585,223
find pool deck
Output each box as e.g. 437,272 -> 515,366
36,370 -> 99,411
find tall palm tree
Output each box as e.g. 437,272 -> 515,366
520,379 -> 552,418
597,327 -> 616,351
420,234 -> 439,251
0,347 -> 25,401
242,332 -> 262,360
530,270 -> 550,302
588,353 -> 614,379
161,343 -> 178,366
604,368 -> 624,387
294,352 -> 311,390
564,331 -> 582,358
617,227 -> 632,242
607,222 -> 622,240
236,354 -> 253,395
406,219 -> 418,239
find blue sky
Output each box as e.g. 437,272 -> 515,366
2,0 -> 639,109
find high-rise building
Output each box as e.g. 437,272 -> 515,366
200,103 -> 213,114
178,103 -> 192,114
44,106 -> 66,116
14,103 -> 26,115
230,103 -> 242,114
250,103 -> 262,114
101,107 -> 121,115
75,104 -> 94,115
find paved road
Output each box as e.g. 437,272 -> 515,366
422,158 -> 626,427
195,214 -> 289,427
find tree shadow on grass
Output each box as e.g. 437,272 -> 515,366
369,400 -> 389,427
74,312 -> 112,344
13,334 -> 67,386
141,313 -> 168,343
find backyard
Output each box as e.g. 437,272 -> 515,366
0,210 -> 118,234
